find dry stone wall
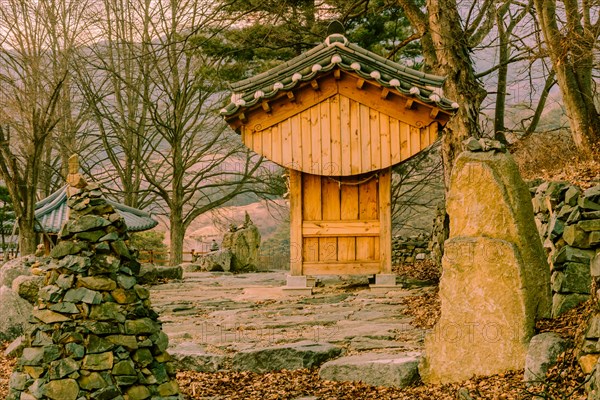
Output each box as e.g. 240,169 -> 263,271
7,183 -> 181,400
391,234 -> 430,265
531,182 -> 600,317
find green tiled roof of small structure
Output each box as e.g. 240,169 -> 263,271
221,33 -> 458,117
34,186 -> 158,233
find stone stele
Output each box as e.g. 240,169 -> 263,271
419,150 -> 551,384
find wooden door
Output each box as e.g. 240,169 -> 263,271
289,168 -> 392,276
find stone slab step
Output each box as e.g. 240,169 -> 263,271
169,342 -> 226,372
232,340 -> 343,373
319,352 -> 421,388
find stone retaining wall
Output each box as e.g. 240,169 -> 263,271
530,182 -> 600,317
391,234 -> 430,265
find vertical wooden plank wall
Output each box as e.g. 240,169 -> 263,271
243,95 -> 438,175
289,169 -> 303,276
302,174 -> 321,262
320,177 -> 340,261
378,167 -> 392,274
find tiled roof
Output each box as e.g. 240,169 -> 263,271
221,33 -> 458,117
34,186 -> 158,234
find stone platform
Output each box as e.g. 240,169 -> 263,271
149,271 -> 429,377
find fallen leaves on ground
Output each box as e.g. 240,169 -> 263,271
398,288 -> 440,330
394,260 -> 441,283
536,300 -> 593,340
176,367 -> 586,399
0,342 -> 16,399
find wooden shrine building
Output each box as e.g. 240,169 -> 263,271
222,29 -> 457,292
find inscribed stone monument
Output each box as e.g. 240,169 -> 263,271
419,149 -> 551,383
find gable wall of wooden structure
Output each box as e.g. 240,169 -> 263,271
239,72 -> 442,176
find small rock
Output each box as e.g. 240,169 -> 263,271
12,275 -> 44,304
552,293 -> 589,317
563,225 -> 590,248
584,186 -> 600,202
50,241 -> 87,259
78,276 -> 117,291
564,186 -> 581,206
125,385 -> 151,400
579,354 -> 600,374
578,197 -> 600,211
551,263 -> 591,294
524,332 -> 569,382
578,219 -> 600,232
553,246 -> 595,265
4,336 -> 25,357
32,309 -> 71,324
77,372 -> 107,390
82,351 -> 114,371
125,318 -> 159,335
42,379 -> 79,400
69,215 -> 111,233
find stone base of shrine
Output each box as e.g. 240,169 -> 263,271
369,274 -> 399,293
282,275 -> 314,295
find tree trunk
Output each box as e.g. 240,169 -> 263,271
169,209 -> 184,266
534,0 -> 600,156
494,12 -> 508,143
554,62 -> 600,154
18,217 -> 37,255
426,0 -> 487,188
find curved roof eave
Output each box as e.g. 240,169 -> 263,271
221,34 -> 458,118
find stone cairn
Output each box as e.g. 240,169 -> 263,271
8,180 -> 181,399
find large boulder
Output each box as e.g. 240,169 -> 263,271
11,275 -> 44,304
137,263 -> 183,284
0,256 -> 35,287
194,249 -> 232,272
524,333 -> 569,383
0,286 -> 33,341
222,219 -> 261,272
420,149 -> 551,384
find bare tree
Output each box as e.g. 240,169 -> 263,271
75,0 -> 156,209
0,0 -> 92,254
396,0 -> 490,187
533,0 -> 600,155
77,0 -> 272,265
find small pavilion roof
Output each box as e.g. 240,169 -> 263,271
220,33 -> 458,117
34,185 -> 158,234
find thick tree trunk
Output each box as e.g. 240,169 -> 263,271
169,210 -> 184,266
554,62 -> 600,154
18,217 -> 37,255
534,0 -> 600,156
427,0 -> 487,188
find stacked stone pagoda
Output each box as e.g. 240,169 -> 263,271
8,157 -> 181,400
